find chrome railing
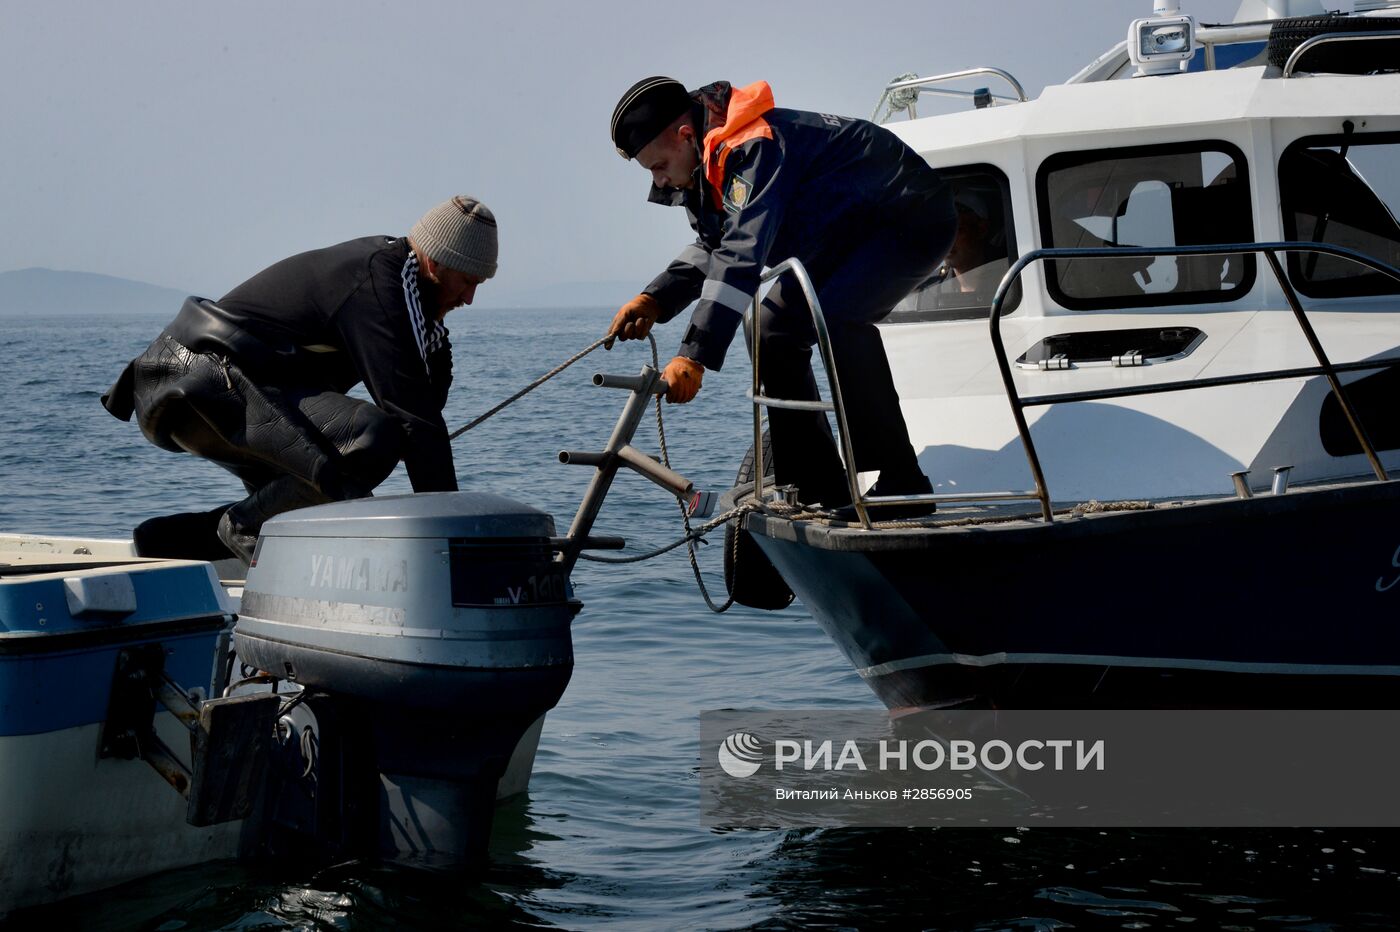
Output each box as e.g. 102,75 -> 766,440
746,260 -> 867,525
746,259 -> 1032,530
988,241 -> 1400,522
1283,29 -> 1400,77
872,68 -> 1027,123
746,244 -> 1400,530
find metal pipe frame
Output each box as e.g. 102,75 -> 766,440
1283,30 -> 1400,78
615,443 -> 695,499
872,67 -> 1027,122
988,240 -> 1400,522
559,365 -> 665,571
746,389 -> 833,412
1065,22 -> 1308,85
904,86 -> 1020,104
144,736 -> 193,797
747,260 -> 1046,527
749,259 -> 872,527
1195,23 -> 1272,46
157,676 -> 202,734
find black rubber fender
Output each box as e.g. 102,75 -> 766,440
723,431 -> 796,611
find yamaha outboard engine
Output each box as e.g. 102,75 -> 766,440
218,364 -> 692,869
233,491 -> 577,865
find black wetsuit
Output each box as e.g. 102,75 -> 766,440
642,81 -> 955,506
103,235 -> 455,557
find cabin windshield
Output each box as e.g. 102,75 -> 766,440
1037,141 -> 1255,311
892,164 -> 1020,322
1280,133 -> 1400,298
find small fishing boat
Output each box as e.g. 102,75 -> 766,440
1,369 -> 689,914
721,0 -> 1400,710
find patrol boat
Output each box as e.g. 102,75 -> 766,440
720,0 -> 1400,709
0,366 -> 685,915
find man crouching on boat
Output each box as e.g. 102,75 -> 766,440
101,196 -> 497,564
606,77 -> 954,512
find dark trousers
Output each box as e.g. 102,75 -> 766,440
755,203 -> 955,507
127,337 -> 403,552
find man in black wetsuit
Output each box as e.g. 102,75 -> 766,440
605,77 -> 954,513
102,195 -> 497,563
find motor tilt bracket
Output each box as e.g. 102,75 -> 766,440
100,644 -> 281,826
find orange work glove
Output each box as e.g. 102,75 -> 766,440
661,355 -> 704,404
606,293 -> 661,345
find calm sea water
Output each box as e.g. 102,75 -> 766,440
2,309 -> 1397,930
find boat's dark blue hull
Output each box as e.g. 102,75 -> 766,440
745,479 -> 1400,709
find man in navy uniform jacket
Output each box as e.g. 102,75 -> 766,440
606,77 -> 954,513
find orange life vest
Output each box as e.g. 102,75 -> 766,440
701,81 -> 775,210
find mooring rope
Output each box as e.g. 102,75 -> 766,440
580,336 -> 738,613
449,335 -> 613,439
450,333 -> 742,612
576,501 -> 762,567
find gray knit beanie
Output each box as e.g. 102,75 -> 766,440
410,195 -> 498,279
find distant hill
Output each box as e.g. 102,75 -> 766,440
0,268 -> 188,316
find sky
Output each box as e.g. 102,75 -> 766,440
0,0 -> 1337,306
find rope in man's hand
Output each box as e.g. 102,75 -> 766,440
449,332 -> 739,613
449,336 -> 613,439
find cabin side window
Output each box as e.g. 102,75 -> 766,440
1280,133 -> 1400,299
1037,141 -> 1256,311
890,164 -> 1020,323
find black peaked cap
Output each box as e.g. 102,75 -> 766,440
611,76 -> 692,159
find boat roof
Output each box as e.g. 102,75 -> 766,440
883,3 -> 1400,156
892,66 -> 1400,158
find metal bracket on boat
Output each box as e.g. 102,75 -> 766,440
100,644 -> 281,826
554,365 -> 701,572
766,484 -> 801,507
1230,470 -> 1254,500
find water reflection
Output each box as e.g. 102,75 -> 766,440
744,826 -> 1400,930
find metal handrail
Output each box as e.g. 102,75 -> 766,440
1283,30 -> 1400,78
872,68 -> 1027,123
988,241 -> 1400,522
747,259 -> 869,527
746,260 -> 1039,530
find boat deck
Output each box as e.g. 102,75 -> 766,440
0,533 -> 245,583
736,473 -> 1400,551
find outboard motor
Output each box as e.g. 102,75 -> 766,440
231,364 -> 694,868
233,491 -> 577,865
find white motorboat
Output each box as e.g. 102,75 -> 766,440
722,0 -> 1400,710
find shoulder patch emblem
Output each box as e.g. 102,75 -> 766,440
725,176 -> 751,211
